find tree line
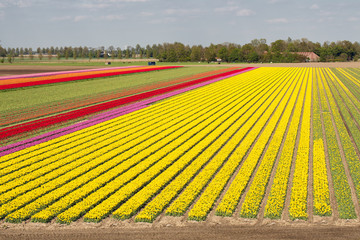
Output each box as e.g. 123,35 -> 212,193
1,38 -> 360,63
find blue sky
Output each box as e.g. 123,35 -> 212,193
0,0 -> 359,49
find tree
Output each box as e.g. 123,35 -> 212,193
65,48 -> 70,60
339,53 -> 348,61
173,42 -> 188,61
190,45 -> 203,62
248,51 -> 259,62
20,48 -> 24,60
271,40 -> 287,53
218,46 -> 229,62
88,50 -> 93,61
228,48 -> 241,62
131,48 -> 136,58
135,44 -> 141,55
117,47 -> 122,59
7,54 -> 12,63
29,48 -> 34,60
204,44 -> 216,62
146,45 -> 152,58
73,48 -> 77,60
48,49 -> 52,60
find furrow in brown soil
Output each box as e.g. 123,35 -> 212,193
319,68 -> 360,219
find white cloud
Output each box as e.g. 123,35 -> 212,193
139,11 -> 154,17
100,15 -> 124,20
80,3 -> 110,9
51,16 -> 72,21
310,4 -> 319,10
3,0 -> 33,8
0,10 -> 4,19
268,0 -> 284,4
348,17 -> 359,22
319,10 -> 333,16
74,15 -> 88,22
164,8 -> 201,16
267,18 -> 288,23
236,9 -> 255,16
102,0 -> 148,2
0,3 -> 5,8
149,17 -> 176,24
214,6 -> 239,12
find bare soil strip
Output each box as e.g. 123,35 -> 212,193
2,224 -> 360,240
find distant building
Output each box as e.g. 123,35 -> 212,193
294,52 -> 320,62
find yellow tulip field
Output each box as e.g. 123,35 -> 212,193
1,67 -> 360,224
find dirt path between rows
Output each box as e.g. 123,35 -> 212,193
2,224 -> 360,240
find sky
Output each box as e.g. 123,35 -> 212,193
0,0 -> 359,49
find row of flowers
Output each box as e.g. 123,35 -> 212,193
317,68 -> 355,219
288,69 -> 312,220
0,67 -> 238,127
0,77 -> 228,221
312,68 -> 331,216
0,66 -> 180,90
0,66 -> 137,81
4,67 -> 360,224
0,68 -> 251,223
162,69 -> 280,220
132,69 -> 275,222
327,69 -> 360,199
34,77 -> 244,223
0,94 -> 196,194
0,68 -> 252,141
240,68 -> 304,218
1,67 -> 246,158
263,69 -> 307,219
214,68 -> 299,220
64,73 -> 249,223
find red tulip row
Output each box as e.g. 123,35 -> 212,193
0,67 -> 239,127
0,66 -> 180,90
0,67 -> 253,140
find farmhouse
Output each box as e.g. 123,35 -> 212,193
294,52 -> 320,62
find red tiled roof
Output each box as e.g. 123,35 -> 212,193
294,52 -> 320,61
